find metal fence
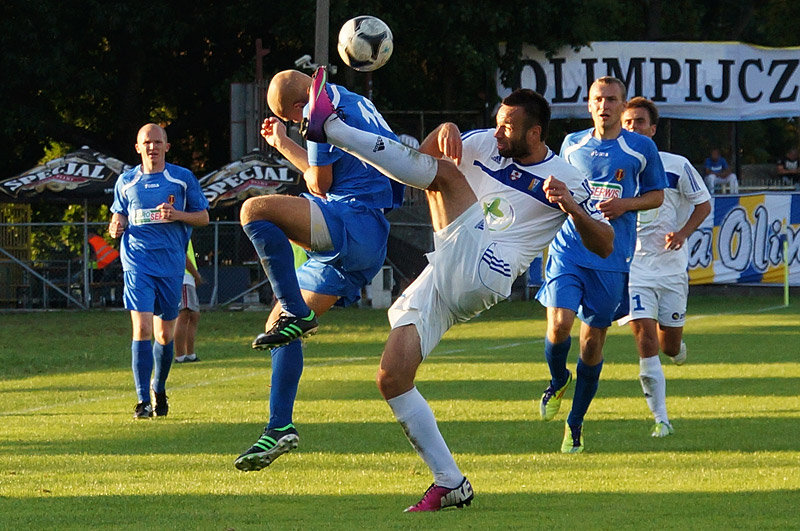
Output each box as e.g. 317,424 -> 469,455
0,219 -> 433,311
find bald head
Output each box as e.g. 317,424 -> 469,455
137,123 -> 168,144
135,123 -> 170,173
267,70 -> 312,123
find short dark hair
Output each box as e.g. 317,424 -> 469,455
501,89 -> 551,141
593,76 -> 627,101
626,96 -> 659,126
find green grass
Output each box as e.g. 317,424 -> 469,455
1,295 -> 799,529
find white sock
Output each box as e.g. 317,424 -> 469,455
387,387 -> 463,487
325,116 -> 437,190
639,356 -> 669,424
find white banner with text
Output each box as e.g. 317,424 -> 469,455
498,42 -> 800,121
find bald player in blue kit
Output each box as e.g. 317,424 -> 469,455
109,123 -> 209,419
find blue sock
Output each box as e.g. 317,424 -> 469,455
152,340 -> 174,393
268,339 -> 304,428
131,340 -> 153,403
568,358 -> 604,428
545,336 -> 571,389
242,220 -> 310,317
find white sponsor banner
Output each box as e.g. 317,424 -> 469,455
498,42 -> 800,121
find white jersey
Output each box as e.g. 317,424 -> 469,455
457,129 -> 603,279
630,151 -> 711,280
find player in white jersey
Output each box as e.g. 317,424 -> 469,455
303,69 -> 613,512
620,97 -> 711,437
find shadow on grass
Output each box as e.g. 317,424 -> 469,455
1,490 -> 798,528
2,416 -> 797,456
296,376 -> 800,400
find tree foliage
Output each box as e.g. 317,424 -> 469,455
0,0 -> 798,183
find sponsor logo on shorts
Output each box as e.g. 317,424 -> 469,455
672,311 -> 685,321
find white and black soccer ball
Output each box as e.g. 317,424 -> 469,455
337,15 -> 393,72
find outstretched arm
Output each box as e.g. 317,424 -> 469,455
544,176 -> 614,258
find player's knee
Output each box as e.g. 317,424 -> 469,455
240,196 -> 266,225
430,160 -> 464,190
376,366 -> 411,400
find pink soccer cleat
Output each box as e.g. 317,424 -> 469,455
404,477 -> 474,512
301,66 -> 336,143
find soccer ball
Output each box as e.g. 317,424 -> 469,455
337,15 -> 393,72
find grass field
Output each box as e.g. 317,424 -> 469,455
1,295 -> 799,529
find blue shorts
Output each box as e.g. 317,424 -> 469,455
297,195 -> 389,306
123,270 -> 182,321
535,258 -> 629,329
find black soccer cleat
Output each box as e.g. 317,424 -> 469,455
153,390 -> 169,417
133,402 -> 153,419
234,424 -> 300,471
252,311 -> 319,349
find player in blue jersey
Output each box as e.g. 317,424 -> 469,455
620,97 -> 711,437
536,76 -> 667,453
303,67 -> 614,511
234,69 -> 401,472
109,123 -> 210,419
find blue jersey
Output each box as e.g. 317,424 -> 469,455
554,128 -> 666,271
111,163 -> 209,278
305,83 -> 400,209
704,156 -> 728,174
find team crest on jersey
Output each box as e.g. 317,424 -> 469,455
637,208 -> 658,226
510,169 -> 522,181
615,168 -> 625,181
589,181 -> 623,201
481,196 -> 515,231
167,194 -> 175,205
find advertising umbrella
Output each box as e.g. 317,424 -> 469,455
0,146 -> 131,309
199,149 -> 301,209
0,145 -> 131,203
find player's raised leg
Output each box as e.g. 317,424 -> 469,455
240,195 -> 318,348
303,66 -> 437,190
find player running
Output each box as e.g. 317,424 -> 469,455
620,97 -> 711,437
535,77 -> 667,453
109,124 -> 209,419
303,67 -> 614,511
233,70 -> 401,472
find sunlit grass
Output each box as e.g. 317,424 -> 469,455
1,295 -> 799,528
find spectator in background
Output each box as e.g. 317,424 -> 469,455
703,148 -> 738,194
777,148 -> 800,189
175,239 -> 203,363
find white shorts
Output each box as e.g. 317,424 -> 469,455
620,273 -> 688,327
179,282 -> 200,312
388,203 -> 519,359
